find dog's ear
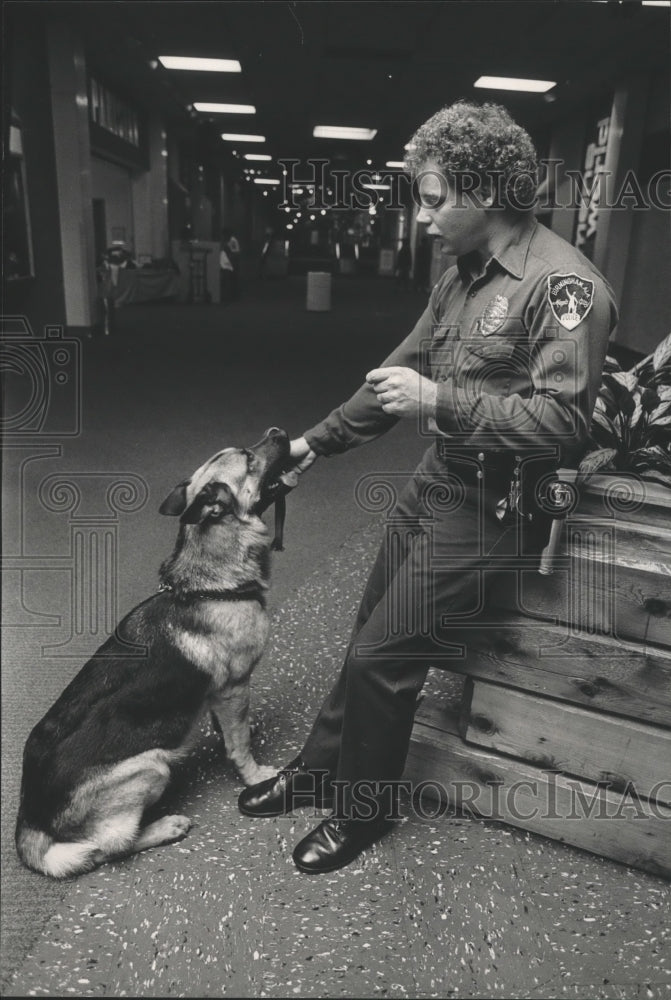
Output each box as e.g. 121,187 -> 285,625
180,481 -> 238,525
159,480 -> 191,516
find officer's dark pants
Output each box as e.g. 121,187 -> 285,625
301,444 -> 545,817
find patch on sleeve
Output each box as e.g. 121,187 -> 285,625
547,273 -> 595,330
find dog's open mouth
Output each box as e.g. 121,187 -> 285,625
256,469 -> 298,511
252,428 -> 292,516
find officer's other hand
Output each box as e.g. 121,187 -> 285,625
366,366 -> 438,418
286,436 -> 318,479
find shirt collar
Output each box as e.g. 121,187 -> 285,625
457,216 -> 537,284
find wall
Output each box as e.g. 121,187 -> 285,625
547,70 -> 669,356
47,17 -> 97,329
614,72 -> 671,355
4,13 -> 66,331
136,119 -> 169,260
91,156 -> 134,248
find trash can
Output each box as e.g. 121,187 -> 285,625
306,271 -> 332,312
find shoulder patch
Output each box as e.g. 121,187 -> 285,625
547,273 -> 595,330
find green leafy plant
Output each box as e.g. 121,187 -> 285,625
578,332 -> 671,489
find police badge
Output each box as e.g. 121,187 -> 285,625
548,273 -> 595,331
480,294 -> 509,336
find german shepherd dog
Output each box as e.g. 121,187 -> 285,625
16,427 -> 290,878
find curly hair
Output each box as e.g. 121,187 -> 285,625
404,100 -> 538,211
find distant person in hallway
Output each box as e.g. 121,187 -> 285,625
221,228 -> 241,300
238,100 -> 618,874
259,226 -> 275,278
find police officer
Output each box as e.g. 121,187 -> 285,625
239,100 -> 618,873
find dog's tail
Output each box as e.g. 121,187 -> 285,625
16,819 -> 101,879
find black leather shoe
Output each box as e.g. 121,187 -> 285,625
238,757 -> 334,817
292,816 -> 394,874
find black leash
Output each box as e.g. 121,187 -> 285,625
257,470 -> 299,552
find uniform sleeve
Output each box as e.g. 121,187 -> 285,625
433,273 -> 618,458
303,288 -> 442,456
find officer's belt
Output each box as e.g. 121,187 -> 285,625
434,443 -> 557,492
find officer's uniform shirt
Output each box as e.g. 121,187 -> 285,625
303,218 -> 618,466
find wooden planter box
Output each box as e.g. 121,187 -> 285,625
406,473 -> 671,878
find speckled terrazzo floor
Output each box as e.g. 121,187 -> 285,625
5,520 -> 671,999
3,280 -> 670,998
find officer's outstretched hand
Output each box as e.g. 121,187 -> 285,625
366,366 -> 438,418
283,436 -> 318,486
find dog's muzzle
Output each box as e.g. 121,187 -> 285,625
251,428 -> 293,549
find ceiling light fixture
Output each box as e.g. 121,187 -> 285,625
362,183 -> 391,191
253,178 -> 280,185
386,161 -> 405,168
313,125 -> 377,140
244,153 -> 272,161
158,56 -> 241,72
474,76 -> 556,93
194,102 -> 256,114
222,133 -> 265,142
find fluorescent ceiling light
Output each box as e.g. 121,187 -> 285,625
222,133 -> 265,142
474,76 -> 556,93
158,56 -> 241,73
362,183 -> 391,191
313,125 -> 377,140
194,102 -> 256,114
386,161 -> 405,168
253,178 -> 280,185
642,2 -> 670,6
244,153 -> 272,161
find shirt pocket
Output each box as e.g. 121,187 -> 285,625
428,324 -> 459,382
454,337 -> 519,393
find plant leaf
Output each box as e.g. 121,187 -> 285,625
633,445 -> 671,470
591,407 -> 619,445
602,354 -> 622,374
630,389 -> 643,430
641,387 -> 661,413
577,448 -> 618,478
631,355 -> 654,383
597,380 -> 622,418
653,332 -> 671,373
603,373 -> 636,418
610,370 -> 639,393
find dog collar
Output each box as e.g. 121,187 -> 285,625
158,582 -> 266,608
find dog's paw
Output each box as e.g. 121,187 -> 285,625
159,814 -> 192,843
242,764 -> 278,786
